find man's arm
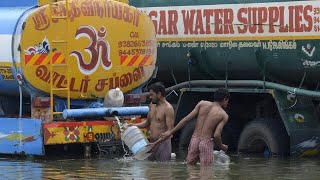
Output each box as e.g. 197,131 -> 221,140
165,106 -> 175,133
134,104 -> 152,128
213,113 -> 229,151
160,101 -> 202,139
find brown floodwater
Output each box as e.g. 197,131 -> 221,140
0,151 -> 319,180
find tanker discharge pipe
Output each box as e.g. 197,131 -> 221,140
140,80 -> 320,98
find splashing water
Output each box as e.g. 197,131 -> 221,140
114,115 -> 130,158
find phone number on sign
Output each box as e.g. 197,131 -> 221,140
119,49 -> 155,56
118,40 -> 156,48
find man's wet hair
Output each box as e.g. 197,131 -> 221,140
148,82 -> 166,96
214,88 -> 230,102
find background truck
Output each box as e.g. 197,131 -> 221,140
129,0 -> 320,157
0,0 -> 155,157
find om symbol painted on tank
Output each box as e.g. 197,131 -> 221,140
71,25 -> 112,75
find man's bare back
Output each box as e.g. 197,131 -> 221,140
149,102 -> 174,142
193,101 -> 228,139
160,88 -> 230,165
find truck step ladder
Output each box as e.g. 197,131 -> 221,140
48,0 -> 70,120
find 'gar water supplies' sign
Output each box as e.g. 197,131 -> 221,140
141,1 -> 320,39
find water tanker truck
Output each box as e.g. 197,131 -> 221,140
128,0 -> 320,157
1,0 -> 320,158
0,0 -> 156,156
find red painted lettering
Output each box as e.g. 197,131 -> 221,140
168,10 -> 178,35
194,10 -> 205,34
213,9 -> 223,34
35,66 -> 89,93
69,1 -> 81,22
123,6 -> 133,23
257,7 -> 268,33
49,1 -> 139,27
149,11 -> 158,34
111,3 -> 121,19
237,8 -> 248,34
279,6 -> 288,32
203,9 -> 213,34
268,7 -> 279,33
33,8 -> 49,31
304,5 -> 313,32
223,9 -> 234,34
95,67 -> 144,92
295,5 -> 303,32
93,1 -> 104,18
80,76 -> 90,93
159,10 -> 168,35
70,78 -> 79,92
288,6 -> 295,32
104,1 -> 112,17
248,7 -> 258,34
182,10 -> 196,34
56,75 -> 66,88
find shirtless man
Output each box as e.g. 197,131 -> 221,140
160,88 -> 230,166
134,82 -> 174,162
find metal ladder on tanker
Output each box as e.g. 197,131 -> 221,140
48,0 -> 71,121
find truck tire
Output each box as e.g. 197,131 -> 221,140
237,119 -> 289,156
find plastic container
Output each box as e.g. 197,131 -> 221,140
121,125 -> 152,160
104,88 -> 124,107
213,150 -> 230,165
171,153 -> 176,160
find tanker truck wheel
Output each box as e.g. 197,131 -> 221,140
237,119 -> 289,156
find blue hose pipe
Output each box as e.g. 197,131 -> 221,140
62,106 -> 149,119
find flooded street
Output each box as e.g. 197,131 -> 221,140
0,152 -> 319,180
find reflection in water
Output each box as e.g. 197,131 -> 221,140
0,154 -> 319,180
0,159 -> 43,180
187,165 -> 215,180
